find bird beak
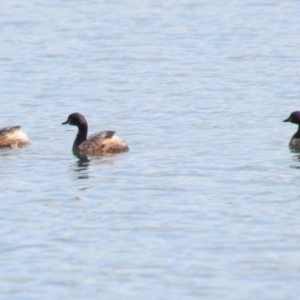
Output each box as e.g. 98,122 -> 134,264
61,120 -> 69,125
283,117 -> 290,122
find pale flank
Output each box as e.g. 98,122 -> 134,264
0,126 -> 30,148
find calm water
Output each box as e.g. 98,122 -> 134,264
1,0 -> 300,299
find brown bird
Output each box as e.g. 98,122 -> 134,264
62,112 -> 129,155
0,126 -> 30,148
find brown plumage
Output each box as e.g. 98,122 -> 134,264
62,112 -> 129,155
0,126 -> 30,148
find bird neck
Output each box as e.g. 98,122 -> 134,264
294,125 -> 300,138
73,123 -> 88,148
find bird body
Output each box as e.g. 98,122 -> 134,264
62,113 -> 129,155
0,126 -> 30,148
283,111 -> 300,150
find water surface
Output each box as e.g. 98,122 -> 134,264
1,0 -> 300,299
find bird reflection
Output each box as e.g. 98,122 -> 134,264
289,151 -> 300,169
72,151 -> 117,179
293,154 -> 300,161
73,153 -> 90,179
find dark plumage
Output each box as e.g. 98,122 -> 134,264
62,112 -> 129,155
283,111 -> 300,150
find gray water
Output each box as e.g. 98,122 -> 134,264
1,0 -> 300,299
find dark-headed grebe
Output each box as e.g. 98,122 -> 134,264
283,111 -> 300,150
62,112 -> 129,155
0,126 -> 30,148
